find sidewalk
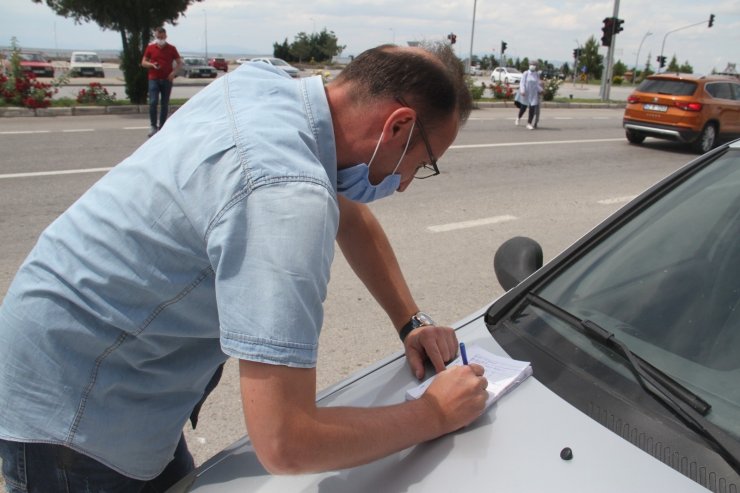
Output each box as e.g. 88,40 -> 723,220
1,70 -> 630,117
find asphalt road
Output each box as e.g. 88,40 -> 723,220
0,107 -> 697,475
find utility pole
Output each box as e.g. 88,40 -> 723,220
599,0 -> 620,101
467,0 -> 478,75
633,31 -> 652,84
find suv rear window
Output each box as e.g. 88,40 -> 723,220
637,79 -> 697,96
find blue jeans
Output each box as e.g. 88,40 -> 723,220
0,435 -> 193,492
148,79 -> 173,129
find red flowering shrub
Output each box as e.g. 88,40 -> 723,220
1,38 -> 65,109
76,82 -> 117,105
490,81 -> 514,100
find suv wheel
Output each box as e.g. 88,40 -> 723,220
692,123 -> 717,154
625,129 -> 646,145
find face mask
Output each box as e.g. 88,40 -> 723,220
529,65 -> 536,72
336,121 -> 415,203
156,39 -> 167,47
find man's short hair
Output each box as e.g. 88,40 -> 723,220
334,43 -> 472,130
155,27 -> 167,35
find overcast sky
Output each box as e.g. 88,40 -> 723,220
2,0 -> 738,74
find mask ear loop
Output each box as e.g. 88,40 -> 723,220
391,121 -> 416,174
366,128 -> 386,169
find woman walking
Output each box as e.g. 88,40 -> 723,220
519,63 -> 542,130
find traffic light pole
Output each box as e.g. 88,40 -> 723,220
658,17 -> 714,73
467,0 -> 477,75
599,0 -> 620,102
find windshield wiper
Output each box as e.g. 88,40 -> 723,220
524,293 -> 740,474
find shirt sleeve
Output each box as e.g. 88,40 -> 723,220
206,180 -> 338,367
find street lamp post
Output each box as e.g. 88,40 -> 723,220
633,31 -> 652,84
203,9 -> 208,60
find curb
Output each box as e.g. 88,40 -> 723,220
0,104 -> 182,118
1,101 -> 622,118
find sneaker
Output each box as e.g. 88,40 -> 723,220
515,118 -> 520,126
148,126 -> 158,137
526,124 -> 534,130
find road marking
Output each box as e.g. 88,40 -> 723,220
450,138 -> 623,150
428,215 -> 517,233
124,126 -> 149,130
554,117 -> 573,120
62,128 -> 94,133
598,195 -> 637,205
0,167 -> 112,180
0,130 -> 51,135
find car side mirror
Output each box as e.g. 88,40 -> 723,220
494,236 -> 543,291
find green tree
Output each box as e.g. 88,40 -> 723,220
679,61 -> 693,73
581,36 -> 604,80
275,28 -> 345,64
667,55 -> 680,72
32,0 -> 202,104
612,59 -> 627,77
273,38 -> 291,61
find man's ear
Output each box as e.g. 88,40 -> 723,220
381,107 -> 415,144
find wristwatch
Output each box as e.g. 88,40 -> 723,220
398,311 -> 436,342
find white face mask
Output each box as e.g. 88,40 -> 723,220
156,39 -> 167,47
529,65 -> 536,72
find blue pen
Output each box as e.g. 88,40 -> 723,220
460,342 -> 468,365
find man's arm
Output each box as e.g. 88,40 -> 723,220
169,56 -> 183,81
336,196 -> 457,378
239,359 -> 487,474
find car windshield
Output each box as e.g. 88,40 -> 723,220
637,79 -> 697,96
74,54 -> 100,62
270,58 -> 289,67
20,53 -> 46,62
534,149 -> 740,439
184,58 -> 206,66
506,68 -> 521,73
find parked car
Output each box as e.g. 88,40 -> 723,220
623,73 -> 740,153
181,57 -> 217,79
208,57 -> 228,72
69,51 -> 104,78
169,140 -> 740,492
249,57 -> 300,78
235,57 -> 251,65
490,66 -> 522,84
17,52 -> 54,78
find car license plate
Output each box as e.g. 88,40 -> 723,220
643,103 -> 668,112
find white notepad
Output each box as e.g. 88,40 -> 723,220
405,345 -> 532,410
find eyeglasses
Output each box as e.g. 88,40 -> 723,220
395,96 -> 440,179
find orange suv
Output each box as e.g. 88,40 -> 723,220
623,73 -> 740,153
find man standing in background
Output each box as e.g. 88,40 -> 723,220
141,27 -> 183,137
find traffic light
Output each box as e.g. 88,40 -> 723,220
573,49 -> 578,59
447,33 -> 457,44
601,17 -> 615,47
615,18 -> 624,34
708,14 -> 715,28
501,41 -> 507,55
657,55 -> 666,68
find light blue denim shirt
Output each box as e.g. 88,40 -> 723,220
0,63 -> 339,479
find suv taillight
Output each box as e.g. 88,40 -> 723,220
675,101 -> 702,111
627,95 -> 640,104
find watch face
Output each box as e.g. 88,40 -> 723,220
413,312 -> 435,327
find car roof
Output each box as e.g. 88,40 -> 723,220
647,73 -> 738,83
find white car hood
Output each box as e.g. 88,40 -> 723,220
172,310 -> 708,492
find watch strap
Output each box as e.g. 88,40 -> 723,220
399,312 -> 435,342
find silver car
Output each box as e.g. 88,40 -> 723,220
249,57 -> 300,78
170,140 -> 740,492
181,57 -> 217,79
